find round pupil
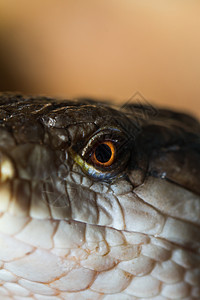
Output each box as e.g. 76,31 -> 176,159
95,143 -> 112,163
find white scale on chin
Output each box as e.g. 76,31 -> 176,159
0,154 -> 15,213
0,154 -> 15,183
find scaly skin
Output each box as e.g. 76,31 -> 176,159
0,93 -> 199,300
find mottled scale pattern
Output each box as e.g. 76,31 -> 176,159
0,93 -> 199,299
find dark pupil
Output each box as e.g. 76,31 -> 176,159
95,143 -> 112,163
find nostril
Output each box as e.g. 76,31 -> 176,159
0,152 -> 15,183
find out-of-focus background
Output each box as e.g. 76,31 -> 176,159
0,0 -> 200,117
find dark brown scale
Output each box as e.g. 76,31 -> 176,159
0,92 -> 200,194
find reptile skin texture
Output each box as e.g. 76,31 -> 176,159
0,93 -> 199,300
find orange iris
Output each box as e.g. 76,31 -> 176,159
92,141 -> 115,167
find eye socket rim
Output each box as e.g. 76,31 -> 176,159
70,127 -> 133,181
91,140 -> 115,167
80,127 -> 132,172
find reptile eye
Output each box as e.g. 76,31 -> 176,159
92,141 -> 115,167
70,127 -> 132,181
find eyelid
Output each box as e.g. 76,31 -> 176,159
81,127 -> 122,157
69,148 -> 114,180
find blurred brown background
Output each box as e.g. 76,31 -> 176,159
0,0 -> 200,117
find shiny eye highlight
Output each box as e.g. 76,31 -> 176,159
92,141 -> 115,166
